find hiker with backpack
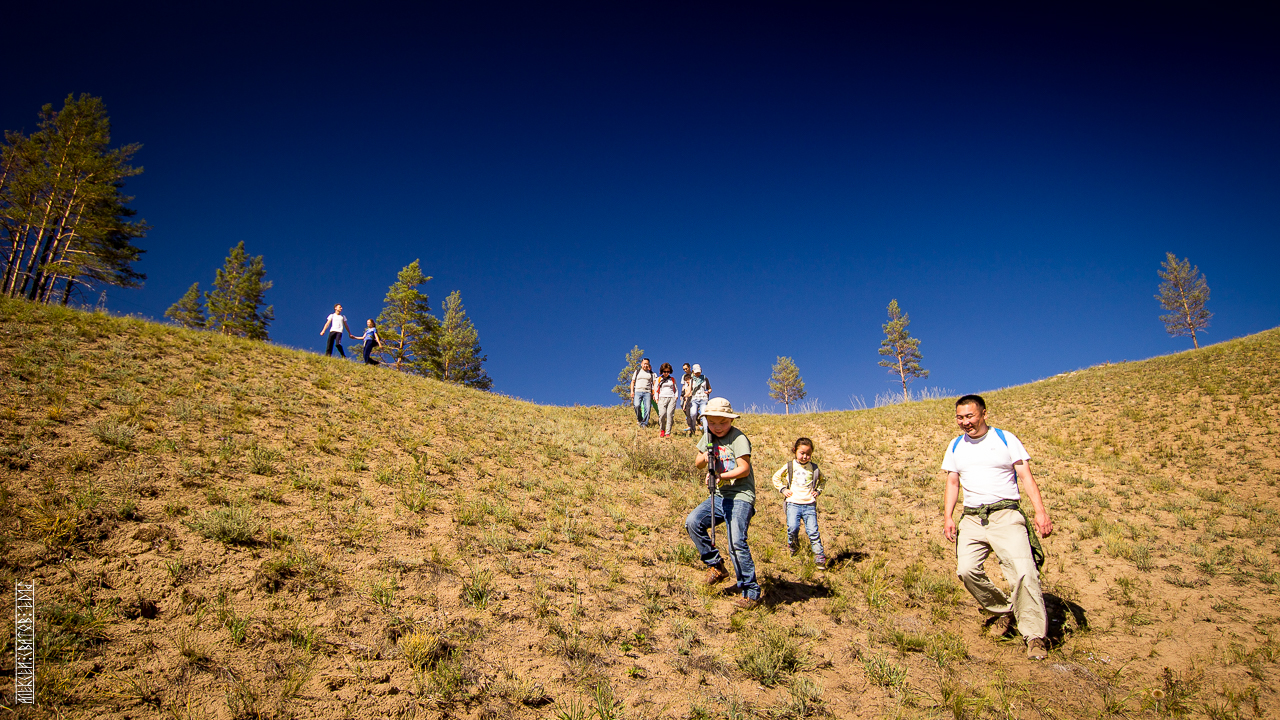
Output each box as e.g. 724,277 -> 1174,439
771,437 -> 827,570
687,364 -> 712,434
680,363 -> 696,436
654,363 -> 681,438
685,398 -> 761,608
629,358 -> 655,428
942,394 -> 1053,660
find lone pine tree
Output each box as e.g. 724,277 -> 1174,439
1156,252 -> 1212,349
878,299 -> 928,402
422,291 -> 492,390
613,345 -> 645,402
768,356 -> 807,414
204,242 -> 272,340
164,282 -> 205,329
377,260 -> 436,372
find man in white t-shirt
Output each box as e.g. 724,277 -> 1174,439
320,304 -> 354,358
629,358 -> 655,428
941,394 -> 1053,660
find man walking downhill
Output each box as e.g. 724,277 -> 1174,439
630,358 -> 655,429
942,394 -> 1053,660
680,363 -> 696,437
321,304 -> 354,358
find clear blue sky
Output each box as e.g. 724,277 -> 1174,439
7,2 -> 1278,408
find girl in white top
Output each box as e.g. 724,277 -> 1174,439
770,437 -> 827,568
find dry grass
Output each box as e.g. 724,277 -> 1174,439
0,296 -> 1277,718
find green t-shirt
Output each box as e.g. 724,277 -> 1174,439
698,427 -> 755,502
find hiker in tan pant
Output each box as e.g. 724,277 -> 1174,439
942,394 -> 1053,661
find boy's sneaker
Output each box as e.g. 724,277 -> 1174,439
814,555 -> 827,570
703,561 -> 729,585
987,613 -> 1016,638
787,538 -> 799,556
1026,637 -> 1048,660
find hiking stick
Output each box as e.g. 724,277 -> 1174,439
703,431 -> 721,557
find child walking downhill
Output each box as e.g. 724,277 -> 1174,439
684,398 -> 761,608
771,437 -> 827,570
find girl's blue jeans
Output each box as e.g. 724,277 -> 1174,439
786,501 -> 825,557
685,494 -> 759,599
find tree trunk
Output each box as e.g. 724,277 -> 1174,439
60,278 -> 75,306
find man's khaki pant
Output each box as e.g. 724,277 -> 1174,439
956,508 -> 1047,640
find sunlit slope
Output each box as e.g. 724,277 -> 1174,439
1,297 -> 1276,720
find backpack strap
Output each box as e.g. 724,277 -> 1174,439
786,460 -> 793,488
951,435 -> 964,453
993,428 -> 1009,447
810,463 -> 821,492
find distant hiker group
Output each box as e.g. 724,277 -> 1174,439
683,391 -> 1053,660
629,358 -> 711,437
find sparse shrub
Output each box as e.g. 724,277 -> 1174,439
186,506 -> 260,545
737,625 -> 809,686
370,576 -> 398,610
91,418 -> 138,450
401,630 -> 448,670
246,446 -> 281,475
862,653 -> 908,687
462,566 -> 496,609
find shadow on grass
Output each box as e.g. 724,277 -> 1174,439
1044,592 -> 1088,646
756,578 -> 833,607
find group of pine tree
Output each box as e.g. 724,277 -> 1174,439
0,94 -> 147,305
628,252 -> 1214,413
167,255 -> 491,389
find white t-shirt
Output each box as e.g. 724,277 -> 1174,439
690,375 -> 710,399
941,428 -> 1031,508
327,313 -> 347,334
656,375 -> 678,399
633,368 -> 654,394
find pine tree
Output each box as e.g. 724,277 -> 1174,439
204,242 -> 272,340
612,345 -> 645,402
878,299 -> 928,402
0,94 -> 148,304
768,356 -> 807,414
422,291 -> 492,390
1156,252 -> 1212,349
375,260 -> 436,371
165,282 -> 205,329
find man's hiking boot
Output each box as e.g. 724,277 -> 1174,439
814,555 -> 828,570
732,596 -> 760,610
988,613 -> 1016,638
703,561 -> 729,585
1026,637 -> 1048,660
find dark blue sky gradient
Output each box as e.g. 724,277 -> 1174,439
7,2 -> 1278,407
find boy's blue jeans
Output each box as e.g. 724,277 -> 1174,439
786,501 -> 825,557
685,494 -> 759,600
633,392 -> 651,425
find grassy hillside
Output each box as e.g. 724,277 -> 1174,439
1,297 -> 1277,720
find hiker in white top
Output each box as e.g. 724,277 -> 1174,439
680,363 -> 696,436
629,358 -> 655,428
941,394 -> 1053,661
687,364 -> 712,433
654,363 -> 680,438
321,304 -> 356,358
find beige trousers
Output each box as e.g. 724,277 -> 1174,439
657,396 -> 678,434
955,508 -> 1047,640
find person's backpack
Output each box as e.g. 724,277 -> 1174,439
786,460 -> 821,493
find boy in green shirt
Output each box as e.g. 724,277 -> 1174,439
684,398 -> 760,608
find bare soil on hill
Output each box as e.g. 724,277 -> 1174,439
1,300 -> 1278,720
